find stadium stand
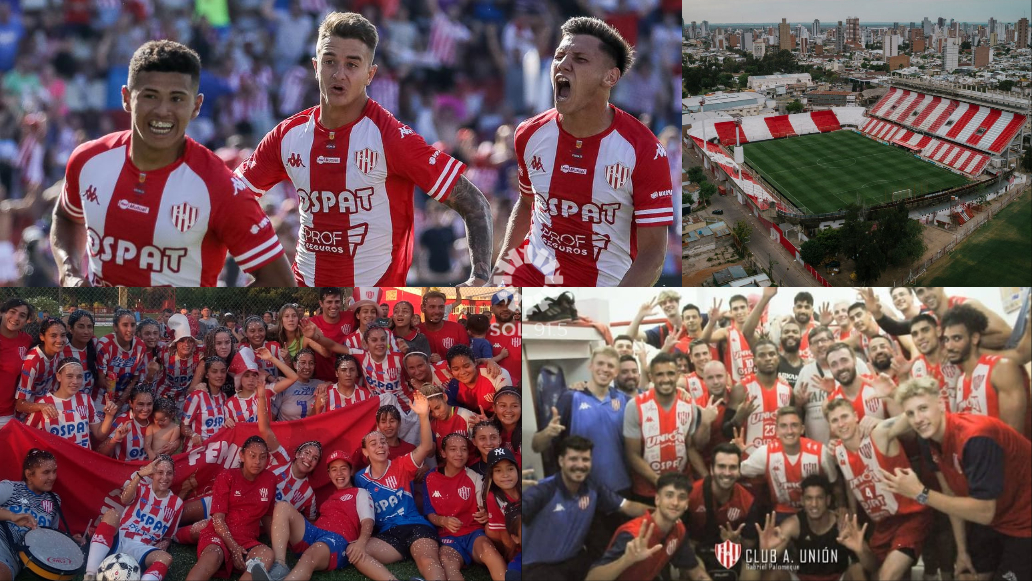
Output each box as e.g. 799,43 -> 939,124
810,110 -> 842,132
869,87 -> 1026,154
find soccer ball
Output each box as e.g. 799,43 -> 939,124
97,553 -> 141,581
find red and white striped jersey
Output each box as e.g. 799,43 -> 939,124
17,347 -> 60,409
61,341 -> 99,398
119,483 -> 183,544
343,329 -> 399,352
741,374 -> 794,456
96,335 -> 146,400
270,445 -> 317,520
351,348 -> 411,412
225,389 -> 275,424
829,377 -> 888,423
59,131 -> 285,286
26,392 -> 96,449
512,106 -> 674,286
326,384 -> 374,412
244,340 -> 284,378
182,388 -> 228,448
911,354 -> 961,412
724,322 -> 755,384
234,100 -> 467,285
156,346 -> 203,404
750,438 -> 835,513
110,410 -> 148,461
834,436 -> 926,522
684,373 -> 706,401
629,390 -> 700,497
956,354 -> 1032,437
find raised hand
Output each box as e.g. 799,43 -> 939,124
732,394 -> 759,423
410,391 -> 430,416
104,401 -> 120,418
731,426 -> 747,451
300,318 -> 319,339
858,415 -> 880,438
254,347 -> 273,361
762,286 -> 778,299
871,372 -> 897,399
709,298 -> 725,324
112,422 -> 131,442
889,353 -> 913,378
755,512 -> 785,551
700,395 -> 720,425
835,512 -> 868,554
715,522 -> 743,544
818,302 -> 833,326
817,375 -> 837,394
623,520 -> 663,564
139,458 -> 160,478
542,406 -> 565,439
638,298 -> 659,318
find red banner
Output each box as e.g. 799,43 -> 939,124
0,399 -> 379,534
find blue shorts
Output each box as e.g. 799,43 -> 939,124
440,529 -> 486,566
293,520 -> 350,571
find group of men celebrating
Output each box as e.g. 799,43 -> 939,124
527,287 -> 1031,581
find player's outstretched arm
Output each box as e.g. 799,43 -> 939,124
442,176 -> 493,285
617,226 -> 665,286
491,195 -> 532,280
51,203 -> 89,286
250,255 -> 296,287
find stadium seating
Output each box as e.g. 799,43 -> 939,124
810,110 -> 842,132
869,87 -> 1026,154
764,115 -> 797,139
713,121 -> 749,145
921,138 -> 990,176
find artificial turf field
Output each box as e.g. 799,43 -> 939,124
918,190 -> 1032,285
743,130 -> 970,215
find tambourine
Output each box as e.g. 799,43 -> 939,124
17,527 -> 84,580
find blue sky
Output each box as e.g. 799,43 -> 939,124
684,0 -> 1031,24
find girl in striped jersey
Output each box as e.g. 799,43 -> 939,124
84,456 -> 182,581
352,327 -> 411,411
26,357 -> 119,449
15,317 -> 67,419
242,316 -> 286,379
189,326 -> 238,392
155,331 -> 202,407
96,309 -> 145,407
343,301 -> 400,352
96,386 -> 155,461
182,357 -> 233,451
135,318 -> 165,392
63,310 -> 102,404
314,354 -> 373,414
225,346 -> 297,424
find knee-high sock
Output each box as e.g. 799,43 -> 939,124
85,521 -> 117,573
141,560 -> 169,581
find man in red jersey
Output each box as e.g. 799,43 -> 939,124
585,472 -> 711,581
234,12 -> 492,286
826,397 -> 931,580
309,288 -> 357,381
486,289 -> 521,385
941,304 -> 1030,438
51,40 -> 293,287
419,291 -> 469,363
882,378 -> 1032,581
904,313 -> 962,411
722,339 -> 795,457
493,17 -> 674,287
701,294 -> 756,385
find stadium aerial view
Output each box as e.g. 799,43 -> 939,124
682,0 -> 1032,286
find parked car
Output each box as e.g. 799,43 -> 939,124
712,209 -> 724,215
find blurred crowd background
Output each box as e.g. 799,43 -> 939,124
0,0 -> 681,286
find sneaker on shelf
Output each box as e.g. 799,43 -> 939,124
527,291 -> 577,322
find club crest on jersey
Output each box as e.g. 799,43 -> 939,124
727,507 -> 742,521
715,539 -> 741,568
42,499 -> 53,513
164,506 -> 175,521
170,202 -> 199,233
578,495 -> 590,510
666,538 -> 678,555
355,149 -> 380,174
529,155 -> 545,172
442,338 -> 455,349
18,347 -> 26,359
384,476 -> 398,489
260,488 -> 269,502
604,162 -> 630,189
458,486 -> 471,500
76,405 -> 89,418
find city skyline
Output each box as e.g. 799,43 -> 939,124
683,0 -> 1031,26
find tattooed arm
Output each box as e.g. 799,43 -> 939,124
443,176 -> 494,286
491,195 -> 532,280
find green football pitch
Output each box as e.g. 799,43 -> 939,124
918,190 -> 1032,285
743,130 -> 971,215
